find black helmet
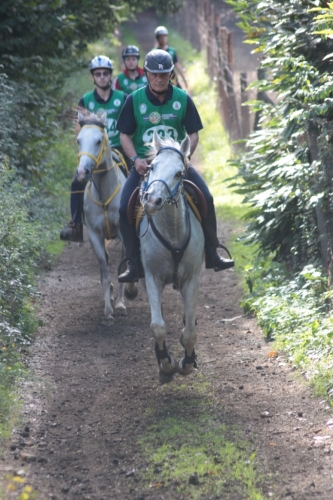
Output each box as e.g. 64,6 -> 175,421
122,45 -> 140,60
154,26 -> 169,38
144,50 -> 174,73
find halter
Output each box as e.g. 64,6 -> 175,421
140,146 -> 186,207
77,124 -> 114,174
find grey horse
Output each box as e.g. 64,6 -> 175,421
140,132 -> 205,383
76,112 -> 137,325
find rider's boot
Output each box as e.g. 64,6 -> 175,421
60,178 -> 85,243
118,218 -> 144,283
203,210 -> 234,271
60,221 -> 83,243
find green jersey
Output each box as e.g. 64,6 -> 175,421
82,89 -> 125,147
132,86 -> 187,157
114,71 -> 147,94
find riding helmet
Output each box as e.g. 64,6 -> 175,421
144,50 -> 174,73
89,55 -> 113,73
122,45 -> 140,60
154,26 -> 169,38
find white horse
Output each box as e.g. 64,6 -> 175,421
140,132 -> 205,384
76,112 -> 137,326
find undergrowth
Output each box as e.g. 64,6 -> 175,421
243,261 -> 333,402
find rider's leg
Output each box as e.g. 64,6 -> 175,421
60,177 -> 85,242
118,167 -> 144,282
186,165 -> 234,271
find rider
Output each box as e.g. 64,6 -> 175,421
116,49 -> 234,283
113,45 -> 147,94
60,55 -> 128,243
154,26 -> 187,89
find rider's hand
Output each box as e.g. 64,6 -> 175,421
134,158 -> 149,175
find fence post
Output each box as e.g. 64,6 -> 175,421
241,72 -> 251,138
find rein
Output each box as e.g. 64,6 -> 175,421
148,199 -> 191,291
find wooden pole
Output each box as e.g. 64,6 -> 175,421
241,72 -> 251,138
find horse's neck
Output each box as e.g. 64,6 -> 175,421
91,152 -> 119,195
154,195 -> 188,245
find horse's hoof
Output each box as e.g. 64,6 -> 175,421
124,284 -> 138,300
178,359 -> 194,376
100,316 -> 114,327
115,305 -> 127,316
159,370 -> 174,385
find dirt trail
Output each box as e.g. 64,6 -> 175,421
1,219 -> 332,500
1,10 -> 333,500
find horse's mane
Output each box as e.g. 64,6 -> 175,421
78,109 -> 106,129
146,136 -> 189,169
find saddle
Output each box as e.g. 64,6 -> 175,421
127,180 -> 208,228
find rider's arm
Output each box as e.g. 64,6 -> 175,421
174,61 -> 187,88
188,132 -> 199,157
120,133 -> 148,175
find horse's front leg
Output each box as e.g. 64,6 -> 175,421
89,231 -> 114,326
178,278 -> 199,376
146,273 -> 177,384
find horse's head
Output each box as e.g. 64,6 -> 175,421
76,111 -> 109,182
141,131 -> 190,216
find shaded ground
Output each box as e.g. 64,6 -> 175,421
0,218 -> 333,499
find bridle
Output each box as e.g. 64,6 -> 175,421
77,124 -> 114,174
140,147 -> 186,208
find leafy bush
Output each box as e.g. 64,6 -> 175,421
242,261 -> 333,400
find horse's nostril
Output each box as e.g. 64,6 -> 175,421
155,197 -> 162,206
144,192 -> 149,201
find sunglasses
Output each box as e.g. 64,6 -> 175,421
93,70 -> 111,78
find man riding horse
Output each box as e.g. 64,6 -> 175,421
60,55 -> 129,243
113,45 -> 147,94
116,49 -> 234,283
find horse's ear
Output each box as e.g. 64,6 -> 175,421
98,110 -> 107,127
153,129 -> 162,150
180,135 -> 190,158
78,111 -> 85,126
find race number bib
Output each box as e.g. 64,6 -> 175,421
107,118 -> 118,137
143,125 -> 178,143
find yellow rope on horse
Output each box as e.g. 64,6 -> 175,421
86,171 -> 121,240
77,125 -> 122,239
112,147 -> 129,176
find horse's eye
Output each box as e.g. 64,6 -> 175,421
77,138 -> 80,145
175,171 -> 182,178
150,165 -> 154,172
96,139 -> 102,146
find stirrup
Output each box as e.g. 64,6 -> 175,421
217,243 -> 233,259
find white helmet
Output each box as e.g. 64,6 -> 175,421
89,55 -> 113,73
154,26 -> 169,38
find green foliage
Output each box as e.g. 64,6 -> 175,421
226,0 -> 333,269
242,261 -> 333,403
0,164 -> 44,432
